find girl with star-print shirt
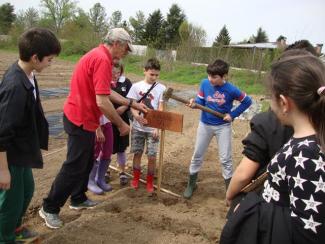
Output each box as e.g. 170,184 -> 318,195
220,51 -> 325,244
263,135 -> 325,244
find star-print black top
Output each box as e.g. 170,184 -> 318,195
262,135 -> 325,241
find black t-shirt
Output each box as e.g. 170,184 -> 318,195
112,77 -> 132,123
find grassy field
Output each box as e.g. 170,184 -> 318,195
0,46 -> 267,95
60,54 -> 267,95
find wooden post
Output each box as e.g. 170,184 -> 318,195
157,102 -> 166,197
143,103 -> 183,197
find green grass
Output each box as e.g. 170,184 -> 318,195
0,46 -> 17,53
229,69 -> 266,95
1,48 -> 267,95
59,54 -> 82,63
123,55 -> 267,95
260,99 -> 270,112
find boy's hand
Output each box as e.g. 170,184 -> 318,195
152,128 -> 159,139
118,121 -> 130,136
132,101 -> 148,114
0,168 -> 11,190
186,98 -> 196,108
225,198 -> 231,207
223,113 -> 233,122
96,127 -> 105,143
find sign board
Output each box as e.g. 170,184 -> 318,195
144,110 -> 183,132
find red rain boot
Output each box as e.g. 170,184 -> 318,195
131,168 -> 141,189
146,174 -> 154,193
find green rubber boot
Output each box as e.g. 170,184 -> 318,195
183,173 -> 198,199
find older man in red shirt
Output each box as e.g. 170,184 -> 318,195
40,28 -> 147,229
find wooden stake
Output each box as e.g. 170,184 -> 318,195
42,146 -> 181,198
43,146 -> 66,158
108,165 -> 181,198
157,102 -> 166,197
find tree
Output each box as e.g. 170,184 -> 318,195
120,20 -> 131,33
164,4 -> 186,47
179,21 -> 206,47
89,2 -> 107,36
109,10 -> 122,28
0,3 -> 16,34
60,8 -> 98,55
72,8 -> 91,29
178,21 -> 206,62
179,21 -> 190,43
14,8 -> 39,31
276,35 -> 286,42
24,8 -> 39,29
213,25 -> 231,47
143,9 -> 164,49
254,27 -> 268,43
41,0 -> 76,34
14,10 -> 26,29
129,11 -> 146,44
61,8 -> 91,38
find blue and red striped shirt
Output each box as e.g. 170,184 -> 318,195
195,79 -> 252,125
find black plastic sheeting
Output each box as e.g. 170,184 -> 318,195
40,87 -> 69,99
46,112 -> 64,136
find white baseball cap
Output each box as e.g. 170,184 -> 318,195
104,28 -> 133,52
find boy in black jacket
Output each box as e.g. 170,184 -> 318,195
0,28 -> 61,243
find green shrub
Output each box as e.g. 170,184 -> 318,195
177,46 -> 277,71
61,40 -> 95,56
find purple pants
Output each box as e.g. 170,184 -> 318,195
94,122 -> 113,160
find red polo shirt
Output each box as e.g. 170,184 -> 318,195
64,45 -> 112,132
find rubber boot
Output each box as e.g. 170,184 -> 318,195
96,159 -> 113,192
146,174 -> 154,193
131,168 -> 141,189
88,160 -> 104,195
183,173 -> 198,199
225,177 -> 232,191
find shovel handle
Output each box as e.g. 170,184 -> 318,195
170,94 -> 225,119
193,103 -> 225,119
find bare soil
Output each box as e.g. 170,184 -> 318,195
0,50 -> 251,244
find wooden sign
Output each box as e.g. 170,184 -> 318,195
144,110 -> 183,132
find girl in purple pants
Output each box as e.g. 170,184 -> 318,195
88,116 -> 113,194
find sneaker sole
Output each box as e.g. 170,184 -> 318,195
38,210 -> 62,229
68,205 -> 96,210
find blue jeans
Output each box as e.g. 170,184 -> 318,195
189,122 -> 233,179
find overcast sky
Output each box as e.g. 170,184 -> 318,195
3,0 -> 325,46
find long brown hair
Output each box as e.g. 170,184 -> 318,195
268,52 -> 325,151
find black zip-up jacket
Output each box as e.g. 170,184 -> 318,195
242,109 -> 293,175
0,61 -> 48,168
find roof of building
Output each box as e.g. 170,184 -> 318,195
225,42 -> 279,49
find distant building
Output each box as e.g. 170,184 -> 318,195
225,42 -> 279,50
226,40 -> 287,50
132,44 -> 177,61
132,45 -> 147,56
